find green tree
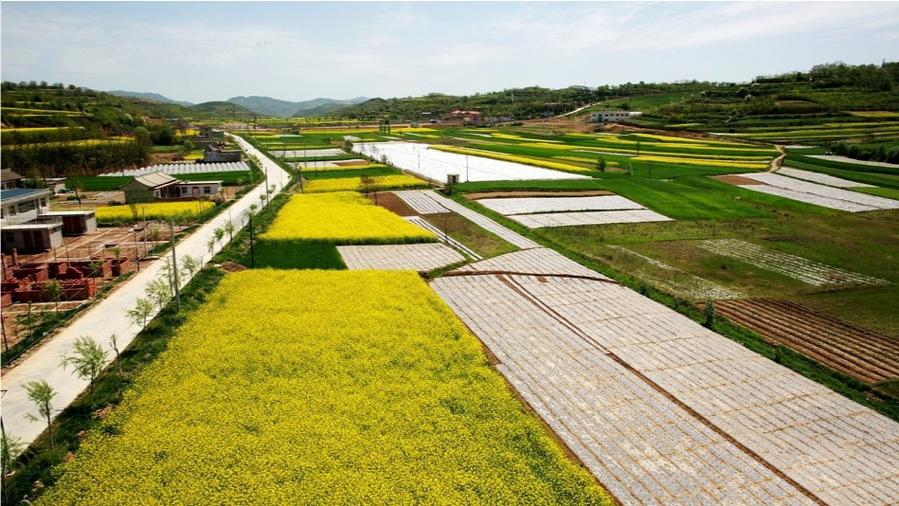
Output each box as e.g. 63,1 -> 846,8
127,297 -> 154,329
24,380 -> 57,450
223,221 -> 236,242
109,333 -> 124,378
1,425 -> 25,482
133,126 -> 152,147
60,337 -> 108,405
45,279 -> 62,312
596,157 -> 607,173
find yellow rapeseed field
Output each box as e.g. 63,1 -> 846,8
431,145 -> 592,173
305,175 -> 428,193
260,191 -> 434,244
95,201 -> 215,224
313,163 -> 388,172
631,155 -> 769,169
38,270 -> 611,505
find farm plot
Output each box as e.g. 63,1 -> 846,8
38,270 -> 609,504
697,239 -> 887,287
730,172 -> 899,211
808,155 -> 899,169
432,252 -> 899,505
352,141 -> 590,182
103,161 -> 250,177
261,191 -> 434,245
269,148 -> 346,158
510,209 -> 673,228
402,190 -> 540,249
776,167 -> 874,188
714,299 -> 899,384
337,243 -> 465,272
305,175 -> 428,193
94,201 -> 215,224
606,245 -> 741,301
475,195 -> 645,215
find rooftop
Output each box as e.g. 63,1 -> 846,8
1,169 -> 24,182
131,172 -> 179,189
1,188 -> 51,204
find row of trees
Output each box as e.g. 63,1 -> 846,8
0,140 -> 149,178
831,140 -> 899,164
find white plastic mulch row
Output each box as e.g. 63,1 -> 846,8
292,159 -> 367,169
404,216 -> 483,260
697,239 -> 887,287
432,273 -> 810,505
510,209 -> 673,228
432,252 -> 899,505
809,154 -> 899,169
102,161 -> 250,177
777,167 -> 874,188
456,247 -> 605,278
393,190 -> 449,215
735,172 -> 899,212
476,195 -> 645,215
269,148 -> 345,158
337,243 -> 464,272
418,190 -> 541,249
352,141 -> 589,182
607,245 -> 742,301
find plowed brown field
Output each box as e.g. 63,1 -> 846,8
716,298 -> 899,384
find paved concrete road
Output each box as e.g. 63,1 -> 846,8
1,133 -> 290,447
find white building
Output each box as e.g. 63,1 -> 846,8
590,110 -> 643,123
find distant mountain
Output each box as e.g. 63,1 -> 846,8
190,101 -> 254,117
227,96 -> 368,118
108,90 -> 193,106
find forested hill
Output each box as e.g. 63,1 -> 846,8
336,61 -> 899,121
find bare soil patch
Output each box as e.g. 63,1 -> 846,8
368,191 -> 418,217
715,298 -> 899,384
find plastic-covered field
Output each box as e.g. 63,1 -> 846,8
101,161 -> 250,177
734,172 -> 899,212
510,209 -> 672,228
777,167 -> 874,188
477,195 -> 645,215
352,141 -> 589,182
697,239 -> 887,287
432,250 -> 899,505
270,148 -> 345,158
337,243 -> 465,272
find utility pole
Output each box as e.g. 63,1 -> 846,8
248,213 -> 255,268
169,220 -> 181,311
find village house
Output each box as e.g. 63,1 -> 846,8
121,172 -> 222,204
1,188 -> 97,252
1,169 -> 24,190
590,110 -> 643,123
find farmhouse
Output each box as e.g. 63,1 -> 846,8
178,180 -> 223,198
449,110 -> 482,123
121,171 -> 223,203
590,110 -> 643,123
1,169 -> 24,190
1,188 -> 98,252
121,172 -> 181,203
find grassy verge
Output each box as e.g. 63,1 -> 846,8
446,193 -> 899,422
422,212 -> 517,259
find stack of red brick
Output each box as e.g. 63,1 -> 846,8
1,251 -> 134,307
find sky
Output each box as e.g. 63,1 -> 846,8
2,1 -> 898,104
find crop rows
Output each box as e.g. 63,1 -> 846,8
337,243 -> 465,272
697,239 -> 888,287
510,209 -> 673,228
432,249 -> 899,505
733,172 -> 899,212
305,174 -> 428,193
776,167 -> 874,188
714,298 -> 899,384
476,195 -> 645,215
